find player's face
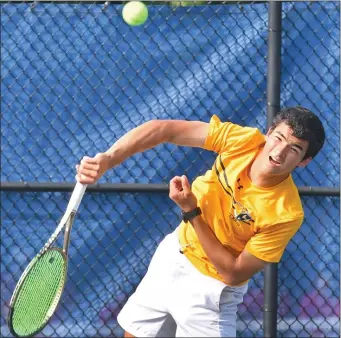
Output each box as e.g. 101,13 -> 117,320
261,122 -> 311,176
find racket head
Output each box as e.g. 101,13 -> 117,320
8,248 -> 67,337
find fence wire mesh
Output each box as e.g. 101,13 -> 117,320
1,1 -> 339,337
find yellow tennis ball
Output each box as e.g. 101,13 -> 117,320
122,1 -> 148,26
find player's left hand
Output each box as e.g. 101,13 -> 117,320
169,175 -> 198,212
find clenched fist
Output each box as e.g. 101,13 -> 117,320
169,175 -> 198,212
75,153 -> 111,184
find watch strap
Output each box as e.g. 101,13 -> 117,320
181,207 -> 202,223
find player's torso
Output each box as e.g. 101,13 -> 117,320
192,151 -> 259,255
182,149 -> 301,257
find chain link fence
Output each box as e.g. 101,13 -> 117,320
1,1 -> 339,337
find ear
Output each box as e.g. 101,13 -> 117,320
297,157 -> 312,168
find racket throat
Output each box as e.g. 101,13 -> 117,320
63,211 -> 76,254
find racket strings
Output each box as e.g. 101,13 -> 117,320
11,250 -> 66,337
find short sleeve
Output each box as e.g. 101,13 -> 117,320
245,218 -> 303,263
203,115 -> 265,154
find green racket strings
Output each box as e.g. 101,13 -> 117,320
11,250 -> 66,337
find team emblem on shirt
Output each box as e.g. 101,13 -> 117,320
234,209 -> 252,222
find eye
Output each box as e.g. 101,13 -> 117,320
275,136 -> 281,141
291,147 -> 298,154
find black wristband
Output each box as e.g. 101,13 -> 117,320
181,207 -> 202,223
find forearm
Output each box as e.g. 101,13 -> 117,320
169,175 -> 265,285
190,215 -> 240,285
105,120 -> 168,168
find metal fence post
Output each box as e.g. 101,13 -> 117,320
264,1 -> 282,337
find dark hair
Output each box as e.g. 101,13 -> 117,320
269,106 -> 325,159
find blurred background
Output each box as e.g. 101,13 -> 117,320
1,1 -> 339,337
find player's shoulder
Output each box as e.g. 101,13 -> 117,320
208,115 -> 264,137
206,115 -> 266,154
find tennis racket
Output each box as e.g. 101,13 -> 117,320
7,182 -> 87,337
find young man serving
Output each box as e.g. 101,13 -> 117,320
76,106 -> 325,337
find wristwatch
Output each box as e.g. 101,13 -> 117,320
181,207 -> 202,223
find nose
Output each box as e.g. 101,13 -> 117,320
274,143 -> 289,161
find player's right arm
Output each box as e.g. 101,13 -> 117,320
76,119 -> 210,184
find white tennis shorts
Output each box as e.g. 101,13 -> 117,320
117,228 -> 248,337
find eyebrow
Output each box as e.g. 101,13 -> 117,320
276,131 -> 305,152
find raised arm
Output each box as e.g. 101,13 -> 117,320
76,119 -> 209,184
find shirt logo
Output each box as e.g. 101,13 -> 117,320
234,210 -> 253,222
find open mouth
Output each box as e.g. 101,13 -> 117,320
269,156 -> 281,166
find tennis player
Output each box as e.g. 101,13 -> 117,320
76,106 -> 325,337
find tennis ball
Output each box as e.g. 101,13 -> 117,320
122,1 -> 148,26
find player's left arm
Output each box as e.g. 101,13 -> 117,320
169,175 -> 267,286
187,215 -> 267,286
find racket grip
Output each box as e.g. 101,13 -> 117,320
60,182 -> 87,225
68,182 -> 87,212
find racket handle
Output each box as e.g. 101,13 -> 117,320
59,182 -> 87,226
68,182 -> 87,213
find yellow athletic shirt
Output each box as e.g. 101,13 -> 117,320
178,115 -> 304,284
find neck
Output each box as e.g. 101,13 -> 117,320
249,156 -> 289,188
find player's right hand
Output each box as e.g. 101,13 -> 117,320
75,153 -> 111,184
